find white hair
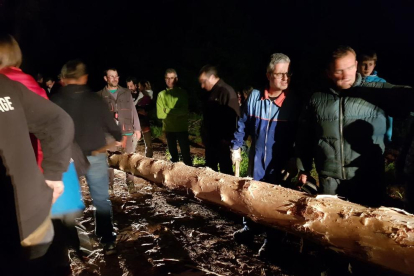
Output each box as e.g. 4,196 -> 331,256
267,53 -> 290,74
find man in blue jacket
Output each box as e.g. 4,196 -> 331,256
231,53 -> 300,255
231,53 -> 299,185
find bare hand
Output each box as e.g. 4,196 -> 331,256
121,136 -> 128,148
298,173 -> 308,184
231,148 -> 242,165
45,180 -> 64,204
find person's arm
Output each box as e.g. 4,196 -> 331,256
231,98 -> 249,150
17,82 -> 74,202
18,84 -> 74,181
129,93 -> 141,132
295,100 -> 315,183
221,89 -> 239,142
349,84 -> 414,118
157,91 -> 167,119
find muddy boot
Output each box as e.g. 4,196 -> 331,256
143,131 -> 153,158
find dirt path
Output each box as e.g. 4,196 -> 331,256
69,139 -> 402,276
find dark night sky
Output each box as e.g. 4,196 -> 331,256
1,0 -> 414,109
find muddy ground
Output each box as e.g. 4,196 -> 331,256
69,139 -> 404,276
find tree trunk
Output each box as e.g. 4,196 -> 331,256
109,153 -> 414,275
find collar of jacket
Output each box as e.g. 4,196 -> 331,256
211,78 -> 224,90
59,84 -> 91,98
329,73 -> 363,96
261,89 -> 287,107
103,86 -> 128,95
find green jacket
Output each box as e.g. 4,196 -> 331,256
156,87 -> 189,132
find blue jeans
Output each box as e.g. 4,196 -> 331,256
85,154 -> 115,243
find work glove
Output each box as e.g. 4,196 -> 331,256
231,148 -> 242,165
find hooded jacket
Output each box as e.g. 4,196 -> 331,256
0,75 -> 73,247
0,67 -> 48,170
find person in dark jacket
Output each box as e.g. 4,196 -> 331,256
0,74 -> 74,276
297,46 -> 409,207
199,65 -> 240,175
44,76 -> 61,96
342,82 -> 414,212
0,34 -> 49,171
126,77 -> 153,157
51,60 -> 123,255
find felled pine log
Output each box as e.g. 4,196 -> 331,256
108,153 -> 414,275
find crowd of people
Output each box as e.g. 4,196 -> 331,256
2,32 -> 414,275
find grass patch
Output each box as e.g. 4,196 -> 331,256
193,155 -> 206,166
239,151 -> 249,177
151,125 -> 163,139
188,113 -> 203,144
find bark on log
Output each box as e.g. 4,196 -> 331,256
109,153 -> 414,275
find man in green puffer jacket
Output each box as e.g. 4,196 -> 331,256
297,46 -> 413,207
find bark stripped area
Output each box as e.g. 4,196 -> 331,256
109,153 -> 414,275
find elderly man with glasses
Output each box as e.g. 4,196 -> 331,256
231,53 -> 300,256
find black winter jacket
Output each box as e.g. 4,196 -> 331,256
202,79 -> 240,144
297,73 -> 411,181
51,85 -> 122,156
0,75 -> 74,245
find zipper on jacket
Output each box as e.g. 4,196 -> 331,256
339,97 -> 346,179
264,101 -> 272,164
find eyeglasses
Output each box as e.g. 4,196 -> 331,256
272,72 -> 292,79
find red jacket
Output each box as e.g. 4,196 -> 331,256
0,67 -> 49,169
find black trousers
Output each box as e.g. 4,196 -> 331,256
319,175 -> 385,207
205,140 -> 233,175
166,131 -> 192,166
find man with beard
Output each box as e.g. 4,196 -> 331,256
97,68 -> 141,186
